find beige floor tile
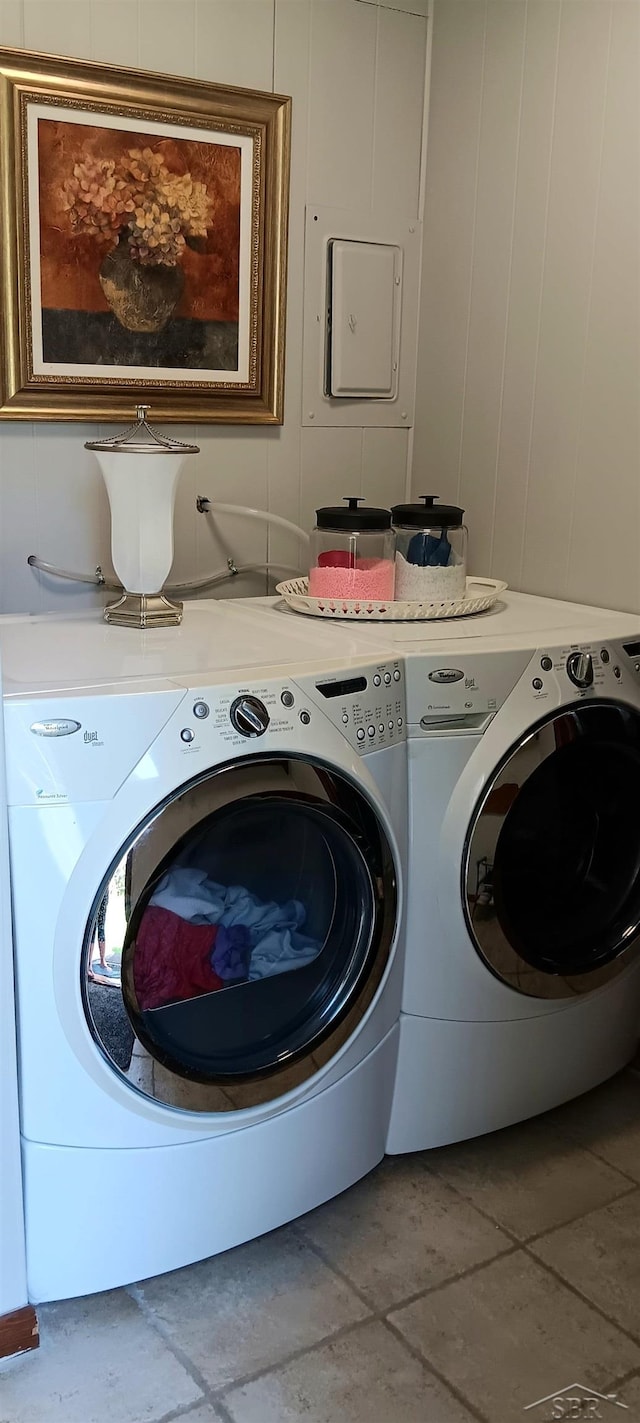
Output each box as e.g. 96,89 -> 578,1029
222,1320 -> 476,1423
134,1228 -> 370,1392
426,1114 -> 630,1239
389,1251 -> 640,1423
545,1071 -> 640,1183
531,1191 -> 640,1336
297,1156 -> 511,1309
0,1289 -> 203,1423
603,1374 -> 640,1413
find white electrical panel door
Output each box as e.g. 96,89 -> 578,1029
328,241 -> 400,399
302,206 -> 421,428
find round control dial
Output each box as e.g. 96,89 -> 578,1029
566,651 -> 594,689
230,695 -> 270,737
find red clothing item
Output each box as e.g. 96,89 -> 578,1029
133,906 -> 223,1011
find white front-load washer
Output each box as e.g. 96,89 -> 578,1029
0,600 -> 406,1302
0,648 -> 28,1320
248,592 -> 640,1150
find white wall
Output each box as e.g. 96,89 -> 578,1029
0,0 -> 428,613
413,0 -> 640,613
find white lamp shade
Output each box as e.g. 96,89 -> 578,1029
97,450 -> 185,595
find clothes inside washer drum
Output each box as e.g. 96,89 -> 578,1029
87,980 -> 134,1072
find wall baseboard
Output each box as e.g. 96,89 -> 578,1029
0,1306 -> 39,1360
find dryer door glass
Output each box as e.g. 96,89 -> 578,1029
82,755 -> 397,1110
464,702 -> 640,998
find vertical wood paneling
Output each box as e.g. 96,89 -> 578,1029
23,0 -> 92,54
307,0 -> 377,210
490,0 -> 561,588
139,0 -> 196,76
414,0 -> 639,614
194,0 -> 274,89
90,1 -> 140,67
300,427 -> 363,534
268,0 -> 310,578
362,427 -> 409,508
411,0 -> 486,505
372,5 -> 426,218
520,0 -> 612,599
0,3 -> 23,44
457,0 -> 526,576
0,428 -> 40,613
33,426 -> 111,612
194,429 -> 269,598
565,0 -> 640,613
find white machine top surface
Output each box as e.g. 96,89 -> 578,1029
0,599 -> 395,697
250,590 -> 640,651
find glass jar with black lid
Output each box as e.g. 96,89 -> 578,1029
309,497 -> 395,601
391,495 -> 467,602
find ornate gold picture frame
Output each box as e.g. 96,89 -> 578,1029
0,47 -> 290,422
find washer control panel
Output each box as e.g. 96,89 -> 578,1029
310,659 -> 405,754
173,660 -> 406,758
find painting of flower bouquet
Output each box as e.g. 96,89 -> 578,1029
61,144 -> 215,334
0,47 -> 290,422
39,120 -> 242,374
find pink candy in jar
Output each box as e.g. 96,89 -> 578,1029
308,497 -> 396,601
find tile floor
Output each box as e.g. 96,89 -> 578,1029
3,1066 -> 640,1423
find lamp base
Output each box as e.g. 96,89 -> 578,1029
104,592 -> 183,628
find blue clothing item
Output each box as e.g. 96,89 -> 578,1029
248,928 -> 320,981
407,530 -> 452,567
211,924 -> 253,982
150,868 -> 322,981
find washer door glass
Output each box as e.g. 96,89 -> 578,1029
464,702 -> 640,998
83,756 -> 397,1110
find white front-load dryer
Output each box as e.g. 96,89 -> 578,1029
383,592 -> 640,1150
246,591 -> 640,1150
0,601 -> 406,1302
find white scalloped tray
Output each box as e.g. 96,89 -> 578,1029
275,576 -> 508,622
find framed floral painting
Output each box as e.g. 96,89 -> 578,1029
0,48 -> 290,422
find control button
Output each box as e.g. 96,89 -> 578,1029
388,721 -> 394,731
281,689 -> 294,708
180,728 -> 195,743
373,674 -> 381,687
384,672 -> 392,685
397,716 -> 404,727
299,710 -> 311,725
566,651 -> 594,690
342,713 -> 349,724
379,724 -> 385,734
635,663 -> 640,674
367,725 -> 376,737
193,701 -> 209,719
230,695 -> 270,737
393,669 -> 401,682
600,648 -> 610,664
614,666 -> 622,680
540,657 -> 552,672
357,727 -> 365,741
532,678 -> 543,691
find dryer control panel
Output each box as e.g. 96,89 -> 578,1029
526,637 -> 640,707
